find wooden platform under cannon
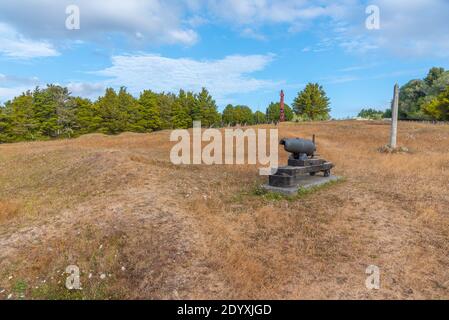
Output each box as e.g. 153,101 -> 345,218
269,160 -> 334,188
262,174 -> 340,195
263,137 -> 338,195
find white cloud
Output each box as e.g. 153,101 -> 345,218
0,86 -> 32,103
338,63 -> 379,73
207,0 -> 347,25
371,0 -> 449,57
330,0 -> 449,57
0,0 -> 198,46
0,73 -> 40,85
1,0 -> 448,58
207,0 -> 449,57
241,28 -> 267,41
95,54 -> 278,103
0,23 -> 59,58
0,73 -> 40,102
67,82 -> 105,100
321,75 -> 360,84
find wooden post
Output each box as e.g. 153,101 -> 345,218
390,84 -> 399,149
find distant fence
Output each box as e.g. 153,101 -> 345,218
399,119 -> 449,125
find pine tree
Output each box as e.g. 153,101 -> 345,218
95,88 -> 124,134
292,83 -> 331,120
138,90 -> 162,132
195,88 -> 220,127
171,100 -> 192,129
158,92 -> 176,129
7,92 -> 39,141
74,97 -> 99,134
0,105 -> 11,143
172,90 -> 193,128
117,87 -> 141,132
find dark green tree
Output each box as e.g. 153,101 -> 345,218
399,68 -> 449,120
138,90 -> 162,132
425,67 -> 445,87
157,92 -> 176,129
170,90 -> 192,129
398,79 -> 429,119
6,92 -> 39,141
33,85 -> 74,138
292,83 -> 331,120
74,97 -> 99,134
195,88 -> 221,127
118,87 -> 141,132
423,86 -> 449,121
234,105 -> 254,125
0,105 -> 11,143
95,88 -> 123,134
221,104 -> 253,126
222,104 -> 236,125
253,111 -> 266,124
266,102 -> 293,122
357,108 -> 385,120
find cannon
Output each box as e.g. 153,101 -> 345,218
280,137 -> 316,160
265,135 -> 335,191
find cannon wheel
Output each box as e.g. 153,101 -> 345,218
309,172 -> 316,176
323,169 -> 331,177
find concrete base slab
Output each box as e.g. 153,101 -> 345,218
262,175 -> 341,195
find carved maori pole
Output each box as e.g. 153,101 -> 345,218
280,90 -> 285,122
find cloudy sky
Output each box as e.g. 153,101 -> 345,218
0,0 -> 448,118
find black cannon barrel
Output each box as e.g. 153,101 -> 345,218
280,138 -> 316,156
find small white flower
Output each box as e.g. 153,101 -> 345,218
121,266 -> 126,271
8,276 -> 13,280
88,273 -> 92,279
7,294 -> 13,299
100,274 -> 106,280
99,244 -> 103,250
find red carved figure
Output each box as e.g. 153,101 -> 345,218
280,90 -> 285,122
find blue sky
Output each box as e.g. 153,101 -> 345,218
0,0 -> 448,118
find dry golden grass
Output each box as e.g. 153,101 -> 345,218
0,200 -> 20,223
0,120 -> 448,299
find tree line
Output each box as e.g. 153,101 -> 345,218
0,82 -> 331,143
358,67 -> 449,121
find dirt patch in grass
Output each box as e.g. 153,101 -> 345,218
0,200 -> 20,223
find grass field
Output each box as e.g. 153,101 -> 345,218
0,120 -> 448,299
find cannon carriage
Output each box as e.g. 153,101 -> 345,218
267,136 -> 335,189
